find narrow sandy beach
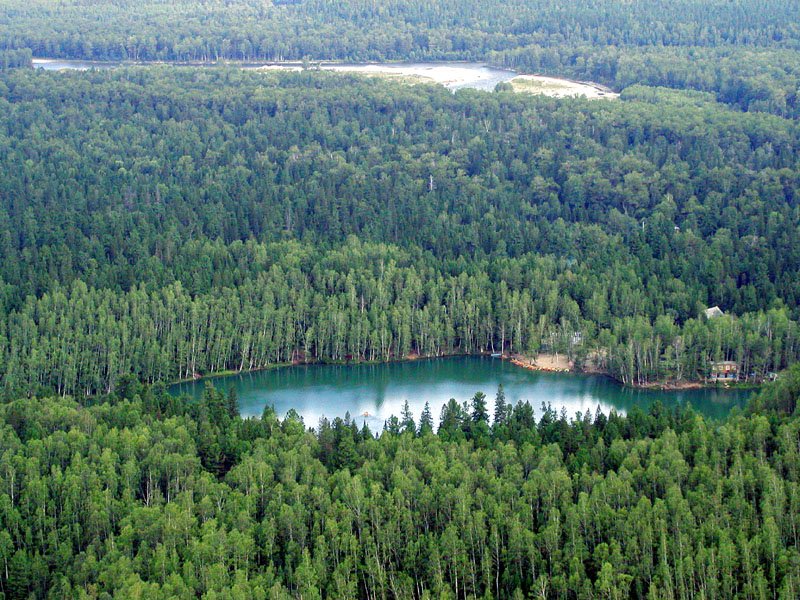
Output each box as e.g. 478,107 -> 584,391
510,75 -> 619,99
35,58 -> 617,98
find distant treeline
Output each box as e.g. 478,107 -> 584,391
0,48 -> 31,69
490,45 -> 800,119
3,0 -> 799,63
1,69 -> 800,396
4,0 -> 800,118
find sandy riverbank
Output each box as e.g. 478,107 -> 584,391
34,57 -> 617,98
255,62 -> 513,90
255,62 -> 618,97
323,63 -> 504,88
509,75 -> 619,100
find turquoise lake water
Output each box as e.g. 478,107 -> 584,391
169,356 -> 753,429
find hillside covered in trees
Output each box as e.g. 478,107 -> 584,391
0,67 -> 799,396
2,0 -> 800,119
3,0 -> 799,63
0,364 -> 799,599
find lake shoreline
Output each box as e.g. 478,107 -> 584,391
169,353 -> 753,424
168,351 -> 484,386
168,350 -> 759,394
505,352 -> 762,391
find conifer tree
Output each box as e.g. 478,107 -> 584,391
400,400 -> 415,434
419,401 -> 434,436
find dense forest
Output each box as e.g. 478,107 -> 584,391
0,67 -> 800,397
0,363 -> 799,599
3,0 -> 800,122
2,0 -> 800,598
0,67 -> 799,396
491,46 -> 800,119
3,0 -> 799,63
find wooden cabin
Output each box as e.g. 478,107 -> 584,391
710,361 -> 739,381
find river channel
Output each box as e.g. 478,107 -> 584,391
32,58 -> 517,91
169,356 -> 753,429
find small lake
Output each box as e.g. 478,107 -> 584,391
32,59 -> 518,91
169,356 -> 753,429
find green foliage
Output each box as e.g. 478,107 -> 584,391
493,45 -> 800,118
747,363 -> 800,417
2,3 -> 799,597
0,69 -> 799,396
0,374 -> 797,599
0,48 -> 31,70
2,0 -> 799,64
418,401 -> 434,436
4,0 -> 799,120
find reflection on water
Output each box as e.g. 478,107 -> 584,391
169,356 -> 753,429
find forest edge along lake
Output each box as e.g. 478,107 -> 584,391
169,356 -> 753,429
